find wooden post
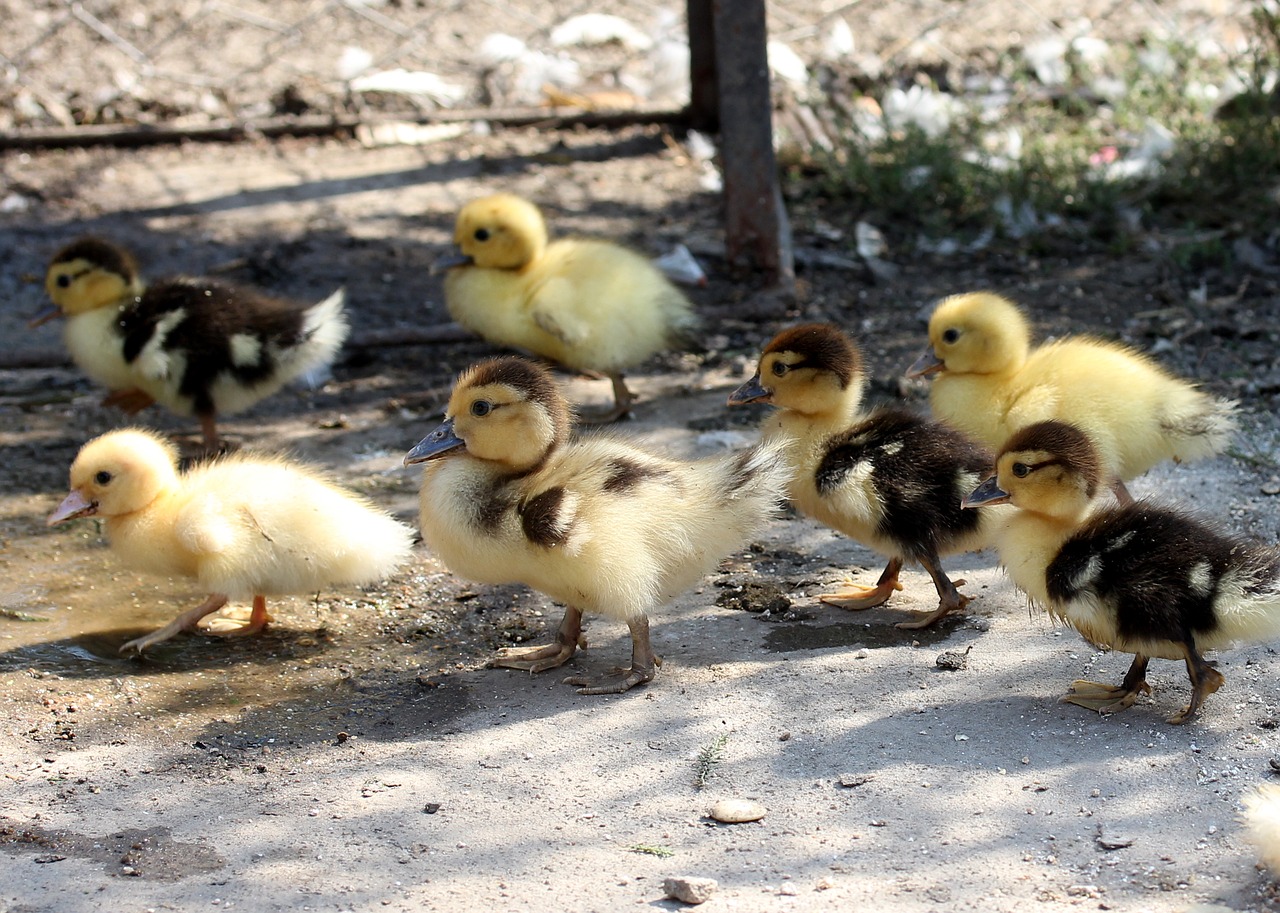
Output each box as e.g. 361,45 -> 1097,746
687,0 -> 793,285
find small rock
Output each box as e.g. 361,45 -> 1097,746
1095,827 -> 1135,850
663,876 -> 718,905
1262,478 -> 1280,496
838,773 -> 873,788
709,798 -> 766,823
935,644 -> 973,670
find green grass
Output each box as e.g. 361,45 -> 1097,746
628,843 -> 675,857
693,732 -> 729,788
798,4 -> 1280,262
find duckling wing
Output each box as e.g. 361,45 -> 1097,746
530,279 -> 592,346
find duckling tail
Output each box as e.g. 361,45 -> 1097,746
292,288 -> 350,387
1212,545 -> 1280,645
718,438 -> 794,511
1159,392 -> 1237,463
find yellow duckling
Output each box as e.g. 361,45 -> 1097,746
728,324 -> 999,629
404,355 -> 789,694
48,428 -> 414,655
907,291 -> 1237,502
438,193 -> 698,423
39,237 -> 349,452
962,420 -> 1280,723
1243,784 -> 1280,874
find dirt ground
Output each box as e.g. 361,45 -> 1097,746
2,126 -> 1280,912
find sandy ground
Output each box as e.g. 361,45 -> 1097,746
2,131 -> 1280,912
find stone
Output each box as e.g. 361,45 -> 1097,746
663,876 -> 718,904
708,798 -> 766,823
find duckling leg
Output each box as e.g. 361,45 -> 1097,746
819,557 -> 904,610
895,548 -> 971,630
1168,645 -> 1225,725
563,614 -> 660,695
493,606 -> 584,673
199,412 -> 222,454
201,594 -> 273,638
1110,478 -> 1134,506
1062,654 -> 1152,715
576,373 -> 634,425
119,593 -> 230,655
102,388 -> 156,414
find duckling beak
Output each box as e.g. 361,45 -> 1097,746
27,305 -> 63,329
47,490 -> 97,526
430,251 -> 474,275
961,475 -> 1010,509
404,417 -> 466,465
905,347 -> 944,378
727,374 -> 772,406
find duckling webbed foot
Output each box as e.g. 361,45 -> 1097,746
896,551 -> 972,630
820,557 -> 904,611
563,615 -> 659,695
1062,655 -> 1151,716
120,593 -> 230,655
199,595 -> 273,638
1168,648 -> 1224,725
493,606 -> 584,673
102,388 -> 156,414
576,373 -> 634,425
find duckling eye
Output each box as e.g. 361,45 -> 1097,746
771,362 -> 789,377
94,470 -> 113,485
56,274 -> 72,288
942,328 -> 960,344
1011,462 -> 1030,478
473,228 -> 490,242
470,400 -> 492,417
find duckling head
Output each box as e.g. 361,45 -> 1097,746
728,323 -> 865,417
907,292 -> 1030,377
47,428 -> 180,526
43,238 -> 142,319
962,419 -> 1101,522
405,356 -> 571,475
443,193 -> 549,271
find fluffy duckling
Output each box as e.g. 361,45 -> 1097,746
438,193 -> 698,423
40,237 -> 349,452
1243,784 -> 1280,874
907,291 -> 1237,502
48,428 -> 414,655
728,324 -> 997,629
962,419 -> 1280,723
404,355 -> 789,694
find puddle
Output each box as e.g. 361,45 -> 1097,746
0,822 -> 225,881
762,611 -> 967,652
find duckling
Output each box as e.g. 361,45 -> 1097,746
728,324 -> 998,629
438,193 -> 698,423
1243,784 -> 1280,874
404,355 -> 789,694
40,237 -> 349,452
907,291 -> 1237,503
47,428 -> 414,655
961,419 -> 1280,723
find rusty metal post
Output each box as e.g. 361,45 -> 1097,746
708,0 -> 793,284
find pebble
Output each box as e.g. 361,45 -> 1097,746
709,798 -> 766,823
663,876 -> 718,904
935,644 -> 973,670
1262,478 -> 1280,496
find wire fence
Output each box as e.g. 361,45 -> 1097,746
0,0 -> 1258,136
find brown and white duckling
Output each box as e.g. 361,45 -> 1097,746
40,237 -> 348,452
962,419 -> 1280,723
728,324 -> 999,629
404,355 -> 789,694
438,193 -> 699,423
48,428 -> 414,655
907,291 -> 1237,503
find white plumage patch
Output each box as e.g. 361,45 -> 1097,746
1102,530 -> 1135,552
1244,784 -> 1280,873
1187,561 -> 1214,597
879,440 -> 904,456
134,308 -> 186,380
229,333 -> 263,367
1068,554 -> 1104,593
